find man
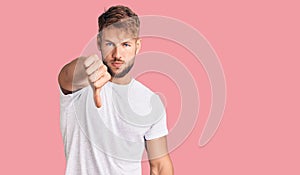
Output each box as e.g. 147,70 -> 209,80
58,5 -> 174,175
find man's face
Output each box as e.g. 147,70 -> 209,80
98,26 -> 141,78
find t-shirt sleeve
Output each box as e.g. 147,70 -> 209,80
59,86 -> 89,114
144,108 -> 169,141
59,86 -> 89,139
59,86 -> 88,108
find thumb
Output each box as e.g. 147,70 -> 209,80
93,87 -> 102,108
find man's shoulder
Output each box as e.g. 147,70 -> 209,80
131,79 -> 155,96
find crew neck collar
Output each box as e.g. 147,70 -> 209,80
108,78 -> 135,87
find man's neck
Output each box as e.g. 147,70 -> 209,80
110,74 -> 132,85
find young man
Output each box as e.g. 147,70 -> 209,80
58,5 -> 174,175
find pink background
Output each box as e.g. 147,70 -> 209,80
1,0 -> 299,174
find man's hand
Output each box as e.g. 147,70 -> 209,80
84,54 -> 111,108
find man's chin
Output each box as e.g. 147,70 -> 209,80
109,71 -> 124,79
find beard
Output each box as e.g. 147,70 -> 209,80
103,57 -> 135,78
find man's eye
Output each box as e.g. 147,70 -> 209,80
105,43 -> 113,46
123,43 -> 131,47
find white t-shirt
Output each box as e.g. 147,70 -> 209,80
59,79 -> 168,175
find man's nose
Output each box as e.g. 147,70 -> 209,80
112,45 -> 122,60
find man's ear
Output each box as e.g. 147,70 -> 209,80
135,38 -> 142,55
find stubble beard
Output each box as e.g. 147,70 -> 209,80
103,57 -> 135,78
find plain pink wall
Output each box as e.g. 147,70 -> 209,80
1,0 -> 299,174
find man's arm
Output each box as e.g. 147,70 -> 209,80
146,136 -> 174,175
58,55 -> 111,107
58,56 -> 91,94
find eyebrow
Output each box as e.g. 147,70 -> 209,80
103,38 -> 135,44
104,39 -> 114,43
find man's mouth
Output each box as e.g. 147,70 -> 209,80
111,61 -> 123,68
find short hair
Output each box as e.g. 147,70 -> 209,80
98,5 -> 140,37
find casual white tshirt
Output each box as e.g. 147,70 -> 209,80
59,79 -> 168,175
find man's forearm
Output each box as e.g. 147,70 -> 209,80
58,57 -> 89,92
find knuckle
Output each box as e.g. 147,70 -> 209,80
86,68 -> 92,75
93,79 -> 100,86
105,73 -> 111,80
84,56 -> 93,67
94,80 -> 102,88
103,65 -> 108,71
88,76 -> 94,82
84,54 -> 98,67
